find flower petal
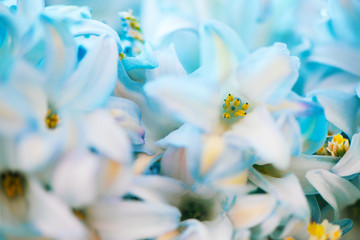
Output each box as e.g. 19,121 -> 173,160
308,89 -> 360,137
87,200 -> 180,240
306,169 -> 360,219
236,42 -> 300,105
331,133 -> 360,177
225,106 -> 291,170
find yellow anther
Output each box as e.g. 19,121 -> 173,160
1,171 -> 24,199
227,94 -> 234,102
241,102 -> 249,111
234,98 -> 240,107
308,222 -> 325,237
222,113 -> 231,119
333,134 -> 345,145
234,110 -> 246,117
331,230 -> 341,240
307,220 -> 341,240
45,109 -> 60,129
326,134 -> 349,157
119,52 -> 126,60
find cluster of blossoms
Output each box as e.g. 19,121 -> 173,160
0,0 -> 360,239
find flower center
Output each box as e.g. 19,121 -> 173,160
119,10 -> 144,59
307,220 -> 341,240
45,108 -> 60,129
178,195 -> 214,222
0,170 -> 26,199
222,94 -> 249,120
326,134 -> 349,157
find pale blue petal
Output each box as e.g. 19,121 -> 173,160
144,76 -> 220,132
83,110 -> 132,163
331,133 -> 360,177
52,150 -> 99,207
29,180 -> 89,239
228,194 -> 276,230
43,5 -> 92,20
59,36 -> 118,111
69,18 -> 122,49
200,20 -> 248,83
288,155 -> 338,194
276,114 -> 302,156
308,89 -> 360,137
306,169 -> 360,219
225,106 -> 291,170
327,0 -> 360,44
249,170 -> 310,221
236,42 -> 300,105
17,0 -> 44,19
308,44 -> 360,76
106,96 -> 145,150
128,175 -> 187,205
161,27 -> 200,74
40,14 -> 77,96
87,201 -> 180,240
122,41 -> 158,71
292,97 -> 328,154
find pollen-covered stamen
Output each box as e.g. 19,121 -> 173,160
222,94 -> 248,120
0,170 -> 26,199
119,10 -> 144,58
326,134 -> 349,157
307,220 -> 341,240
45,108 -> 60,129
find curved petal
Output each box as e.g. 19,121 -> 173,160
249,170 -> 310,221
288,155 -> 338,194
106,96 -> 145,150
83,110 -> 132,163
122,41 -> 158,71
17,0 -> 44,19
236,42 -> 300,105
225,106 -> 291,170
306,169 -> 360,219
331,133 -> 360,177
40,14 -> 77,95
327,0 -> 360,44
228,194 -> 276,230
29,180 -> 88,239
308,89 -> 360,137
200,20 -> 248,83
52,150 -> 100,207
144,76 -> 220,132
87,201 -> 180,240
308,44 -> 360,77
128,175 -> 187,205
59,36 -> 118,111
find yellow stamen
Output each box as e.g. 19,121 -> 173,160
45,109 -> 60,129
221,93 -> 249,120
1,171 -> 24,199
222,113 -> 231,119
326,134 -> 349,157
119,52 -> 126,60
234,110 -> 246,117
234,98 -> 240,107
241,102 -> 249,110
308,222 -> 325,237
